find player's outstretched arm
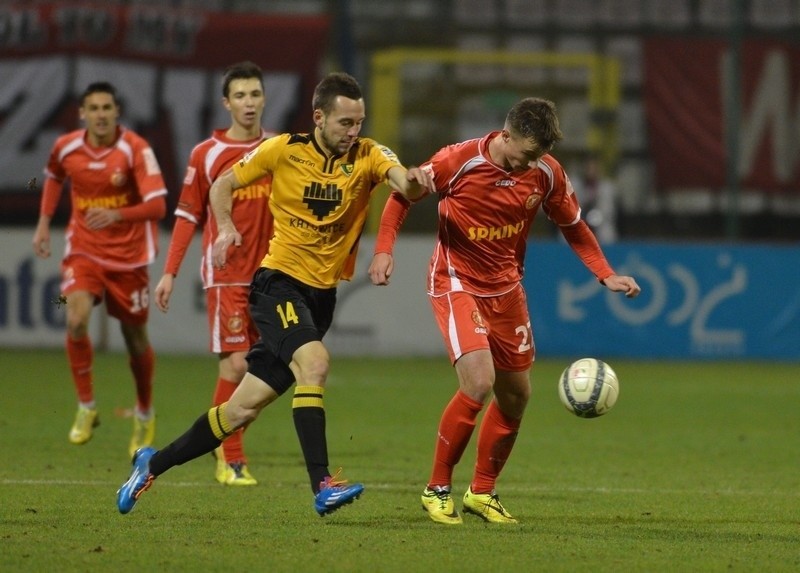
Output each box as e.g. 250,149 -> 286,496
34,177 -> 63,259
368,253 -> 394,285
209,168 -> 243,268
602,274 -> 641,298
32,215 -> 52,259
158,216 -> 198,312
386,165 -> 434,201
369,191 -> 413,286
154,274 -> 174,312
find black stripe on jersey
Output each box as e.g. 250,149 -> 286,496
288,133 -> 311,145
307,134 -> 337,173
345,142 -> 359,164
323,139 -> 362,174
309,134 -> 328,162
289,132 -> 337,173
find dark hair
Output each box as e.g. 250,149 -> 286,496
80,82 -> 119,106
221,61 -> 264,98
506,97 -> 563,153
312,72 -> 363,114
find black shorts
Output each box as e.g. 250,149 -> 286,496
245,267 -> 337,394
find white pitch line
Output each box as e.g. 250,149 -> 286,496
1,479 -> 796,497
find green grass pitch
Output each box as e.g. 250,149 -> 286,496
1,348 -> 798,572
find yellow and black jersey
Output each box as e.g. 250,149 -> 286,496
233,132 -> 401,288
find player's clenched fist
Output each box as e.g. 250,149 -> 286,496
212,227 -> 242,268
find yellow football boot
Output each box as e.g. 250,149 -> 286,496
214,447 -> 257,486
69,406 -> 99,444
462,487 -> 518,524
128,415 -> 155,459
421,486 -> 463,525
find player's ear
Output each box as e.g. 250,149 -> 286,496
313,109 -> 324,127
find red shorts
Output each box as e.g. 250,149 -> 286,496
429,285 -> 534,371
206,285 -> 259,354
61,255 -> 150,325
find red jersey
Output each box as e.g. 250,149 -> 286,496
167,129 -> 274,287
43,127 -> 167,270
422,131 -> 600,296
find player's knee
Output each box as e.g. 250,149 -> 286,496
246,355 -> 295,396
290,343 -> 330,386
128,340 -> 150,356
291,355 -> 329,387
65,318 -> 89,338
495,383 -> 531,415
461,377 -> 495,401
513,383 -> 532,404
228,353 -> 249,381
225,402 -> 260,428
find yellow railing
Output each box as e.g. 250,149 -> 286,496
368,48 -> 621,231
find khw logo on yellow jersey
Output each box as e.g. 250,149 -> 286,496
340,164 -> 354,176
303,181 -> 343,220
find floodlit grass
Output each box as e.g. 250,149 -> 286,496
2,349 -> 799,572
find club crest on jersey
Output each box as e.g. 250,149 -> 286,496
340,164 -> 354,176
110,170 -> 127,187
525,194 -> 542,210
228,314 -> 244,333
303,181 -> 343,220
471,310 -> 488,335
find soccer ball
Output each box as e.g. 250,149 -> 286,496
558,357 -> 619,418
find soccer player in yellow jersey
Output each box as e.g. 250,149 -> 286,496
118,72 -> 433,516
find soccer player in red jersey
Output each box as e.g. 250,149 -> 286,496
32,81 -> 168,458
154,61 -> 275,486
369,97 -> 641,524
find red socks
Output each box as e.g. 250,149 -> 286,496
472,400 -> 521,493
428,392 -> 523,493
66,335 -> 93,404
428,390 -> 483,488
129,346 -> 154,415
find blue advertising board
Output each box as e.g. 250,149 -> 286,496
522,241 -> 800,360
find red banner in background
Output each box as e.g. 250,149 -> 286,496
643,38 -> 800,193
0,2 -> 330,220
